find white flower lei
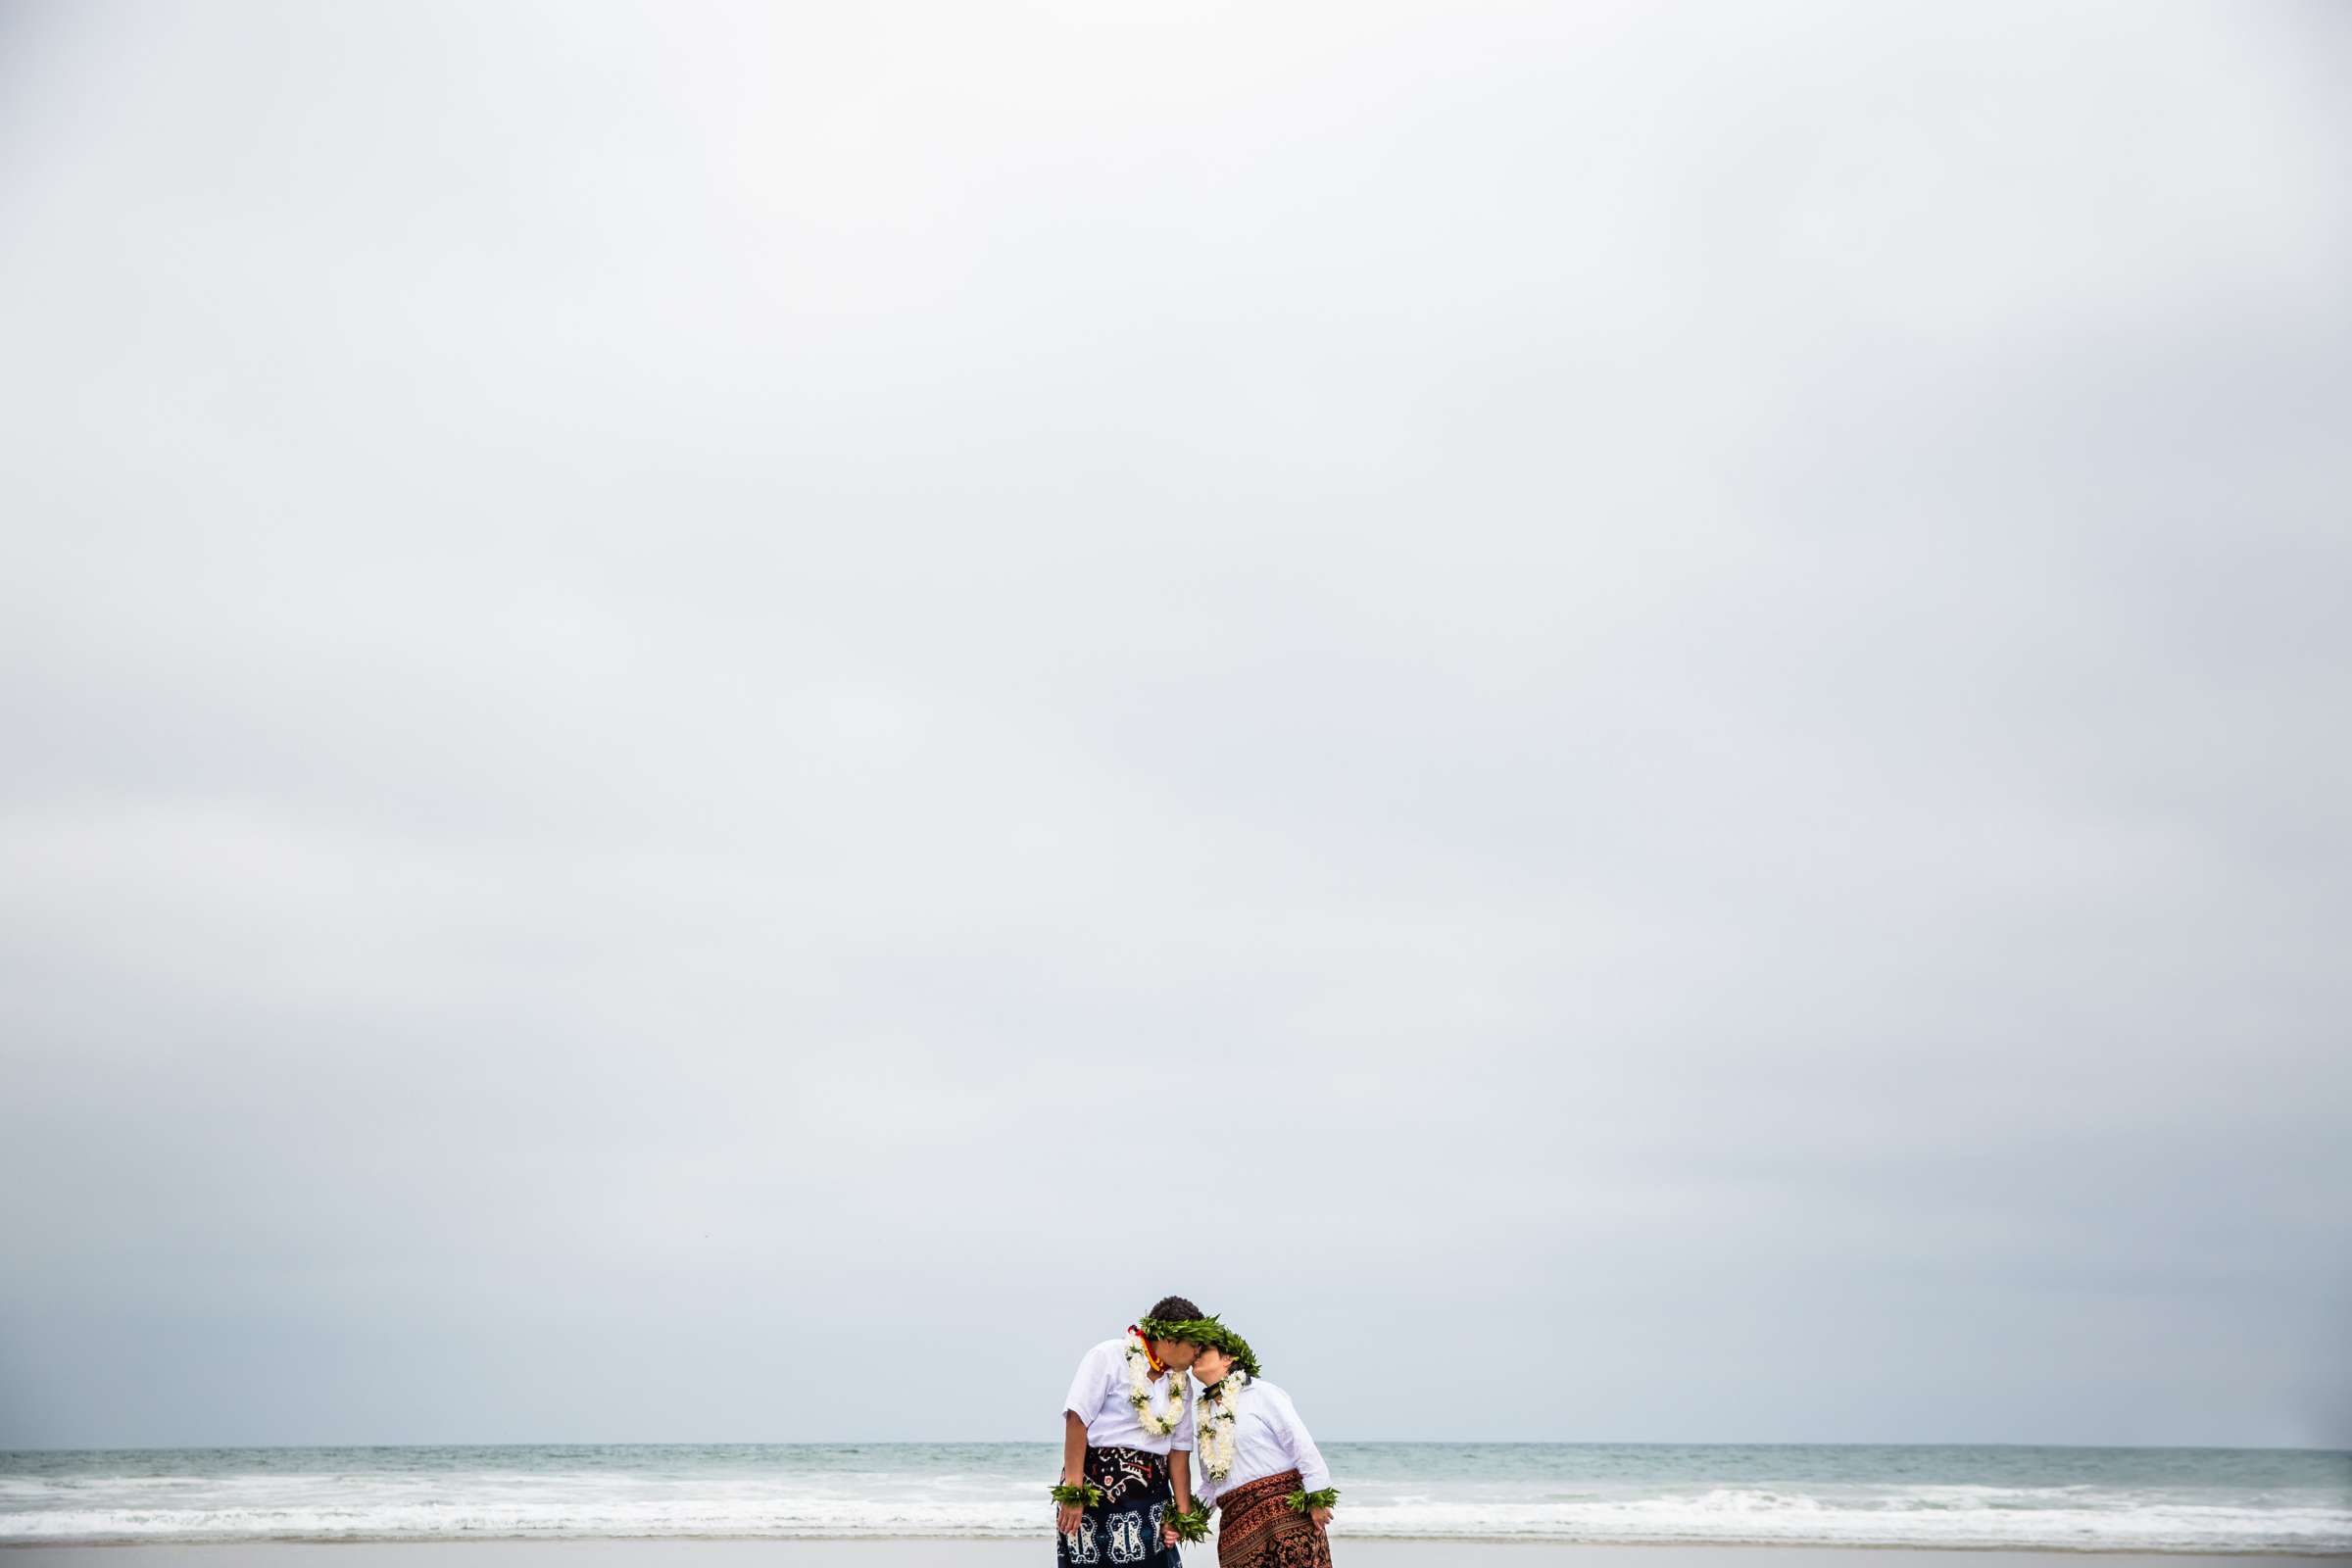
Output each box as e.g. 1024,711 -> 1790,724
1194,1371 -> 1250,1480
1123,1329 -> 1191,1437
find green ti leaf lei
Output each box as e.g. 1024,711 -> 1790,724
1137,1313 -> 1262,1380
1285,1487 -> 1340,1514
1050,1480 -> 1105,1507
1164,1500 -> 1213,1543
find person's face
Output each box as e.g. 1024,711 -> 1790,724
1190,1347 -> 1231,1385
1158,1339 -> 1200,1372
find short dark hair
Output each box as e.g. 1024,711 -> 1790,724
1146,1295 -> 1201,1325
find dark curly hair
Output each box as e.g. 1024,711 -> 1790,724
1146,1295 -> 1201,1324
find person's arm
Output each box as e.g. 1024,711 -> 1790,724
1275,1388 -> 1334,1529
1057,1410 -> 1089,1535
1058,1347 -> 1107,1537
1160,1389 -> 1198,1547
1158,1448 -> 1194,1548
1172,1378 -> 1198,1511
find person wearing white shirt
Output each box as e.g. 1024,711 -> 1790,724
1188,1329 -> 1336,1568
1054,1296 -> 1203,1567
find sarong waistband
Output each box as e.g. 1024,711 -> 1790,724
1083,1446 -> 1170,1507
1218,1467 -> 1302,1505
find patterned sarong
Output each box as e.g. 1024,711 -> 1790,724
1212,1468 -> 1331,1568
1056,1446 -> 1178,1568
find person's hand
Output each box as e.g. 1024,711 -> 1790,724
1057,1494 -> 1083,1537
1309,1506 -> 1334,1531
1161,1523 -> 1183,1547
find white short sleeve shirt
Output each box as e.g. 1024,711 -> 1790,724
1194,1377 -> 1330,1504
1062,1337 -> 1197,1455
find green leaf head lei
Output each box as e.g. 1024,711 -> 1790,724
1138,1313 -> 1262,1381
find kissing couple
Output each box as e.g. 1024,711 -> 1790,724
1054,1295 -> 1337,1567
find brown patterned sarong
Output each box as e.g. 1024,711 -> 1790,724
1214,1468 -> 1332,1568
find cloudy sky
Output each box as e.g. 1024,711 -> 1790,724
2,0 -> 2347,1452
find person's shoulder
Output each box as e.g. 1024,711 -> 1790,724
1083,1337 -> 1127,1364
1246,1375 -> 1290,1403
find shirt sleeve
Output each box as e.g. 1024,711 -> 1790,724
1169,1378 -> 1197,1452
1063,1344 -> 1110,1426
1271,1386 -> 1331,1493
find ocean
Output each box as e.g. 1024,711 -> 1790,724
1,1443 -> 2345,1551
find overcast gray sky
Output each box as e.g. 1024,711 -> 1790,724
2,0 -> 2348,1452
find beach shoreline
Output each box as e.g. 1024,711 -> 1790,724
9,1442 -> 2338,1557
3,1543 -> 2347,1566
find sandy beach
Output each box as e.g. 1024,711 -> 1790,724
3,1544 -> 2345,1568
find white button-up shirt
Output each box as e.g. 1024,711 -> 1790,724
1062,1337 -> 1197,1455
1193,1376 -> 1331,1503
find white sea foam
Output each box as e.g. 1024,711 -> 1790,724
4,1449 -> 2346,1551
1328,1489 -> 2352,1550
